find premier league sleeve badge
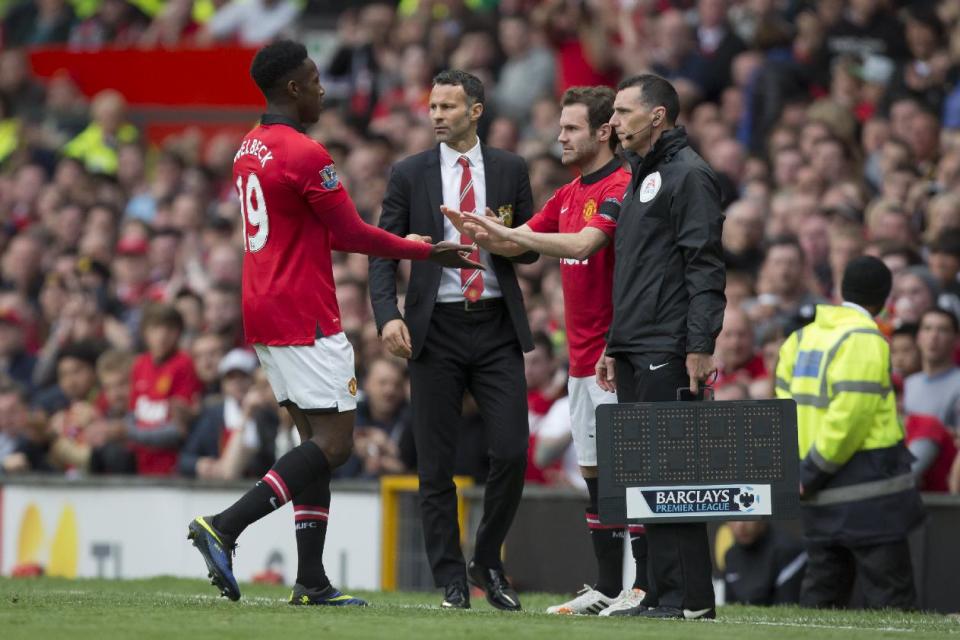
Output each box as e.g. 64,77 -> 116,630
319,164 -> 340,190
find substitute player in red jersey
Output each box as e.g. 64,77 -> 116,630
187,40 -> 479,607
448,87 -> 647,616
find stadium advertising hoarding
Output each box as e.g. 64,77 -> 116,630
0,481 -> 380,589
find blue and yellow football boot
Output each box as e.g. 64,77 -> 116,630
187,516 -> 241,601
289,583 -> 368,607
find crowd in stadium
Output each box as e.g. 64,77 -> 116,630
0,0 -> 959,494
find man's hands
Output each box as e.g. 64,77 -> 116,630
427,240 -> 485,269
596,352 -> 617,393
405,230 -> 485,269
382,318 -> 413,358
686,352 -> 716,395
457,207 -> 513,243
441,206 -> 520,255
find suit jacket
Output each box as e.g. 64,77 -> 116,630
369,144 -> 537,359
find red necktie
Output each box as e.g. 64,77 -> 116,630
457,155 -> 484,301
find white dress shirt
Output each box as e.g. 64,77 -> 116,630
436,139 -> 502,302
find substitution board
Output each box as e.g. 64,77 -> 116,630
597,398 -> 800,524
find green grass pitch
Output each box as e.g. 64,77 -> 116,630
0,577 -> 957,640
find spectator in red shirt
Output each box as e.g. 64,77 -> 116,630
714,307 -> 767,389
130,302 -> 201,475
904,414 -> 957,492
525,332 -> 566,484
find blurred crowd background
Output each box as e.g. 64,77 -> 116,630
0,0 -> 960,496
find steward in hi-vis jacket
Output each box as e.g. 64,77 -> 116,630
776,256 -> 924,610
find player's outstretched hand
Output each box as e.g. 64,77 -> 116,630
428,241 -> 485,269
463,210 -> 510,243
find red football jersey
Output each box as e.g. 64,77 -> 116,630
130,350 -> 202,476
905,414 -> 957,492
527,161 -> 629,377
233,115 -> 431,346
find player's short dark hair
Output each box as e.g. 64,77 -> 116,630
250,40 -> 309,98
433,69 -> 484,106
617,74 -> 680,124
141,302 -> 184,333
562,86 -> 617,151
921,307 -> 960,334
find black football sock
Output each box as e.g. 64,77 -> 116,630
293,471 -> 332,591
213,440 -> 330,540
585,477 -> 623,598
628,525 -> 649,591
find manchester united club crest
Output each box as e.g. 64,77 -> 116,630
155,375 -> 172,395
348,377 -> 358,396
582,198 -> 597,221
319,164 -> 340,190
497,204 -> 514,227
639,171 -> 662,203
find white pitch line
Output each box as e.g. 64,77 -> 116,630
22,590 -> 958,632
719,619 -> 917,633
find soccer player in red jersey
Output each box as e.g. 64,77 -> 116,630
449,87 -> 647,616
188,40 -> 479,606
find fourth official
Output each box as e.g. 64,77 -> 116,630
596,74 -> 727,619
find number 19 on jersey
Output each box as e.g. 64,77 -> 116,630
236,173 -> 270,252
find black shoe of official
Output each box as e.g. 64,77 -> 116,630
441,582 -> 471,609
467,560 -> 522,611
606,601 -> 650,616
635,605 -> 716,620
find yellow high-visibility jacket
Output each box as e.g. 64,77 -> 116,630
776,304 -> 923,545
62,123 -> 138,176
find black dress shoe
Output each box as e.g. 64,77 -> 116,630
441,582 -> 470,609
635,605 -> 716,620
467,560 -> 522,611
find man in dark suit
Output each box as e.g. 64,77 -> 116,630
369,69 -> 537,611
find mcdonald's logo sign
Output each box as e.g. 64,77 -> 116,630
13,502 -> 79,578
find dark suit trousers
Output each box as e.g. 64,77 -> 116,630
615,354 -> 716,611
408,302 -> 529,587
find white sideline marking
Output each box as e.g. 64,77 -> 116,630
27,590 -> 958,631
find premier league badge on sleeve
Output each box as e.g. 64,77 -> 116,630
319,164 -> 340,190
497,204 -> 514,227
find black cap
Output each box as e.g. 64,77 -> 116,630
841,256 -> 892,308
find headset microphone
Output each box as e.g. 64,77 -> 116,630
622,116 -> 660,141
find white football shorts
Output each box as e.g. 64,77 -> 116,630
567,374 -> 618,466
254,332 -> 358,413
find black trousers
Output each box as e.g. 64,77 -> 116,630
615,353 -> 715,611
800,539 -> 916,610
408,302 -> 529,587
